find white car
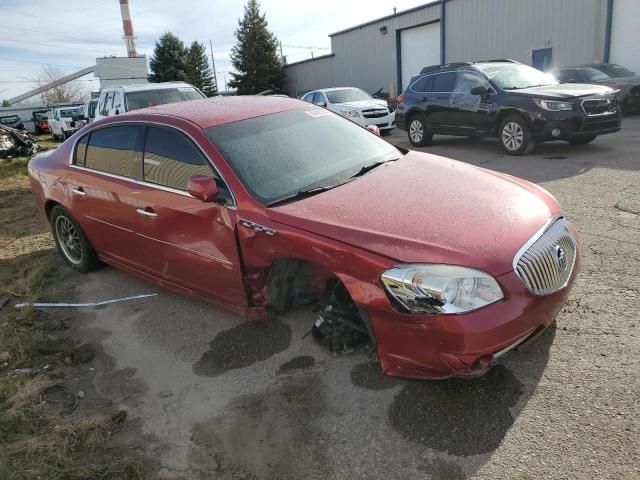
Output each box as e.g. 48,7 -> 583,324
94,82 -> 205,121
49,106 -> 81,141
301,87 -> 395,135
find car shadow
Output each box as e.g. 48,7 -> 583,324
385,324 -> 556,476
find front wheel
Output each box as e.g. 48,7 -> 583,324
50,206 -> 102,273
568,134 -> 597,145
498,115 -> 535,155
407,115 -> 433,147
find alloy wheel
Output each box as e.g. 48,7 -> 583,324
502,121 -> 524,151
409,119 -> 424,143
55,216 -> 82,264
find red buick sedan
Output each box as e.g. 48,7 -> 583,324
28,96 -> 579,379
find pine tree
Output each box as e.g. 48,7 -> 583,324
185,41 -> 217,96
149,32 -> 188,83
229,0 -> 286,94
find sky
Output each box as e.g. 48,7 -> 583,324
0,0 -> 433,102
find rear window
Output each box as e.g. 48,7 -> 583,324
60,109 -> 79,118
125,88 -> 204,111
85,126 -> 144,179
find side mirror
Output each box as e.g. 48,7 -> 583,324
315,101 -> 327,108
187,176 -> 219,202
366,125 -> 381,136
470,86 -> 488,96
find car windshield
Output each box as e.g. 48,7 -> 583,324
477,64 -> 558,90
596,64 -> 635,78
0,115 -> 20,123
60,109 -> 79,118
125,87 -> 204,111
326,88 -> 371,104
581,67 -> 612,82
34,112 -> 48,121
205,108 -> 401,205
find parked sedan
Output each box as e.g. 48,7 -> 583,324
301,87 -> 395,135
28,96 -> 579,379
553,63 -> 640,114
0,115 -> 25,130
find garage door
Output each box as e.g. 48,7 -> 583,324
400,22 -> 441,91
610,0 -> 640,74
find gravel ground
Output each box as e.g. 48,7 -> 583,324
71,117 -> 639,479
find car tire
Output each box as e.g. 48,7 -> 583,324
380,129 -> 392,137
568,134 -> 597,145
498,115 -> 535,156
50,206 -> 102,273
407,115 -> 433,147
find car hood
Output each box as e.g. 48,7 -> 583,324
509,83 -> 614,99
268,151 -> 560,276
594,76 -> 640,89
333,99 -> 388,110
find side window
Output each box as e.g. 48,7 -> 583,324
411,75 -> 434,93
143,127 -> 230,203
85,126 -> 144,179
112,91 -> 122,110
74,134 -> 89,166
302,92 -> 314,103
432,72 -> 457,92
453,72 -> 487,92
312,92 -> 325,105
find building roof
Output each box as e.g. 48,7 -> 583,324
130,95 -> 305,128
329,0 -> 443,37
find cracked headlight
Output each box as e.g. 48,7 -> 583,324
340,109 -> 360,118
532,99 -> 574,111
381,264 -> 504,314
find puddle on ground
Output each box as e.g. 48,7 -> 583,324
193,319 -> 292,377
189,374 -> 328,478
388,365 -> 523,456
350,362 -> 404,390
277,355 -> 316,374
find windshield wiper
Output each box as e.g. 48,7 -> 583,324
350,157 -> 400,179
268,184 -> 345,207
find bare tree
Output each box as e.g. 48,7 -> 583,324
31,66 -> 87,105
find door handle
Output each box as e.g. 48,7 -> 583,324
71,187 -> 87,197
136,208 -> 158,219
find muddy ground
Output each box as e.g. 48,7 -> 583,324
48,117 -> 640,479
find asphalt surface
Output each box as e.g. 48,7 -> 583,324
73,117 -> 640,479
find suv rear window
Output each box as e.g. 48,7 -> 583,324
125,88 -> 204,111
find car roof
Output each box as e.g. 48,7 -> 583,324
314,87 -> 362,92
128,95 -> 307,129
102,82 -> 196,93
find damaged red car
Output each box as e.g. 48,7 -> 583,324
28,96 -> 579,379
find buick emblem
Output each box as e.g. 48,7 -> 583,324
554,245 -> 568,271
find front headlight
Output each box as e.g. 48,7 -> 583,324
340,109 -> 360,118
532,98 -> 574,111
381,264 -> 504,314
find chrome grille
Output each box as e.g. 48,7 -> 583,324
362,108 -> 389,119
513,217 -> 577,296
581,98 -> 617,115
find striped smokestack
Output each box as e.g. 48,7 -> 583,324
120,0 -> 138,57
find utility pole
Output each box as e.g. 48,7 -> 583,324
223,72 -> 227,92
279,40 -> 284,64
209,40 -> 218,92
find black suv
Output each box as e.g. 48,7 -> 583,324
396,60 -> 622,155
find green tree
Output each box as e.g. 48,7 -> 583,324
1,99 -> 10,107
149,32 -> 187,83
185,41 -> 217,96
229,0 -> 286,94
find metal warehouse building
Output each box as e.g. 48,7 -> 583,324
285,0 -> 639,97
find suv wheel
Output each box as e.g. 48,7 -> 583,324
408,115 -> 433,147
568,134 -> 597,145
498,115 -> 535,155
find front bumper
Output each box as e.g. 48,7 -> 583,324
365,243 -> 580,380
354,111 -> 396,131
528,106 -> 621,141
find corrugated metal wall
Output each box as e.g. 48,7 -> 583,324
445,0 -> 607,67
285,5 -> 440,96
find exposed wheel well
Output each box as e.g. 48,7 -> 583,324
496,109 -> 529,132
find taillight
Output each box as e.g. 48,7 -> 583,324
397,94 -> 405,105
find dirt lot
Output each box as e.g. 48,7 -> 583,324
4,119 -> 640,479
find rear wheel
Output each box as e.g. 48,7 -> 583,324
498,115 -> 535,155
50,206 -> 102,273
407,115 -> 433,147
568,134 -> 597,145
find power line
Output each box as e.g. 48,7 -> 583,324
0,36 -> 113,55
0,56 -> 85,69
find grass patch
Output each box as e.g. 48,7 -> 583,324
0,138 -> 151,479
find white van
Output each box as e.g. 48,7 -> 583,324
94,82 -> 205,121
